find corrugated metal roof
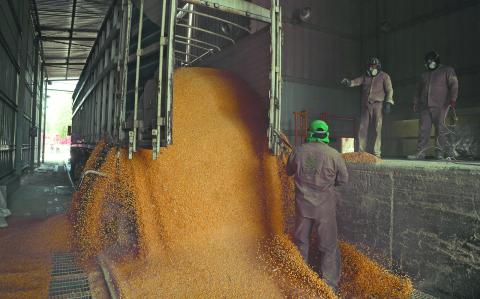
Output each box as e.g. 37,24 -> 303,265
31,0 -> 112,79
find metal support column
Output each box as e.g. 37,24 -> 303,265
165,0 -> 177,145
274,1 -> 283,154
42,84 -> 48,163
37,68 -> 44,167
15,36 -> 27,174
268,0 -> 282,155
153,0 -> 170,159
185,4 -> 194,63
130,0 -> 144,158
30,39 -> 40,171
119,0 -> 132,146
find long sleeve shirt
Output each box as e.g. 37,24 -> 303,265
413,65 -> 459,108
286,142 -> 348,218
349,71 -> 394,105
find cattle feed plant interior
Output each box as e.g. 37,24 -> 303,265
0,0 -> 479,298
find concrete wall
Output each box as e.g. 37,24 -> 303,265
338,161 -> 480,298
360,0 -> 480,157
281,81 -> 358,139
279,0 -> 364,142
203,0 -> 366,144
278,0 -> 480,157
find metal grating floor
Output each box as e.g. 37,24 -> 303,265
46,253 -> 438,299
48,252 -> 92,299
411,289 -> 438,299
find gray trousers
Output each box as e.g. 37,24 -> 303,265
417,106 -> 448,155
358,102 -> 383,156
293,203 -> 341,289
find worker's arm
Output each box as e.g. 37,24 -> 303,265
447,68 -> 459,105
383,74 -> 394,105
349,76 -> 364,87
341,76 -> 363,87
286,150 -> 297,177
335,156 -> 349,186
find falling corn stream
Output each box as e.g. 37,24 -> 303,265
68,67 -> 412,298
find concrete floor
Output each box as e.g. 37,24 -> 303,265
7,162 -> 73,219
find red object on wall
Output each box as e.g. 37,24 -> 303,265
293,111 -> 308,146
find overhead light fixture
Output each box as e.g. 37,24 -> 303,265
299,7 -> 312,23
220,23 -> 232,34
293,7 -> 312,24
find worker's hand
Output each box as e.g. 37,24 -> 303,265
340,78 -> 351,87
383,102 -> 392,115
412,103 -> 417,113
449,101 -> 456,109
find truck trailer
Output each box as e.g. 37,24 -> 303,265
70,0 -> 283,179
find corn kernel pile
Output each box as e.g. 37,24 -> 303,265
0,215 -> 71,298
342,152 -> 382,163
71,67 -> 412,298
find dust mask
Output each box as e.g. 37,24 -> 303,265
426,61 -> 437,70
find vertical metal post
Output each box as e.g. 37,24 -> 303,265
37,68 -> 44,167
274,1 -> 282,153
185,4 -> 194,63
153,0 -> 170,160
42,83 -> 47,163
165,0 -> 177,145
15,36 -> 27,173
268,0 -> 282,155
30,39 -> 39,170
107,5 -> 119,139
119,0 -> 132,147
131,0 -> 144,156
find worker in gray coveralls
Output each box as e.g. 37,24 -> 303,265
286,120 -> 349,291
341,57 -> 394,158
408,51 -> 459,160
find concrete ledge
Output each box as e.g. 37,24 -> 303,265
338,160 -> 480,298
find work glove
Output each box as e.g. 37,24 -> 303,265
383,102 -> 392,114
340,78 -> 351,87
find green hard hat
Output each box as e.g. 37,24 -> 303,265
305,120 -> 330,143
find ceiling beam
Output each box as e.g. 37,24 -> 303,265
41,36 -> 96,42
30,0 -> 47,77
44,56 -> 87,60
43,62 -> 85,66
66,0 -> 78,79
40,26 -> 98,33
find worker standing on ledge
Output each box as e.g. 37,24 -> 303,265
408,51 -> 459,160
341,57 -> 394,158
286,120 -> 349,292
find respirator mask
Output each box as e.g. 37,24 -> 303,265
368,67 -> 379,76
424,51 -> 440,71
